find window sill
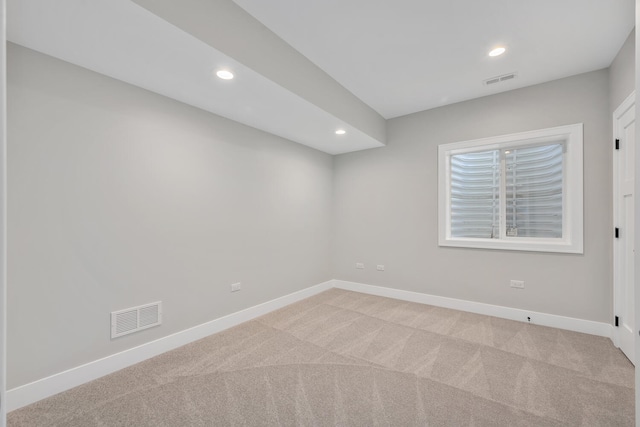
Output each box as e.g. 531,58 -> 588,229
439,237 -> 583,254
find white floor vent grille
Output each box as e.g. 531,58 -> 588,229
111,301 -> 162,338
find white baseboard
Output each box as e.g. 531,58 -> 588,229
8,278 -> 614,412
6,280 -> 333,412
332,280 -> 613,339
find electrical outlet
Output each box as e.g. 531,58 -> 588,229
356,263 -> 364,269
510,280 -> 524,289
377,265 -> 385,271
231,282 -> 241,292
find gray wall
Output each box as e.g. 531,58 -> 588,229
7,44 -> 333,389
7,30 -> 634,392
332,70 -> 612,323
610,28 -> 636,113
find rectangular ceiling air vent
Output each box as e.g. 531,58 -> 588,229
111,301 -> 162,338
484,72 -> 518,86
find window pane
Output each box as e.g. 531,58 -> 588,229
450,150 -> 500,238
505,144 -> 563,238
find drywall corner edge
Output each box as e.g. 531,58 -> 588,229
6,280 -> 333,412
332,280 -> 613,338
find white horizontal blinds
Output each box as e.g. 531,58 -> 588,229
505,143 -> 564,238
450,149 -> 500,238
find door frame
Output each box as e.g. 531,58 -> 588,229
0,0 -> 6,424
613,91 -> 636,357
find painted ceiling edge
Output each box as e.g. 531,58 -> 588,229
131,0 -> 387,146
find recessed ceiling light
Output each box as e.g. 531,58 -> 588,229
335,129 -> 346,135
489,47 -> 506,57
216,69 -> 234,80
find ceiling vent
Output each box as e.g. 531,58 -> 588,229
484,72 -> 518,86
111,301 -> 162,338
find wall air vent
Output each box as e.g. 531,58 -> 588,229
111,301 -> 162,338
483,72 -> 518,86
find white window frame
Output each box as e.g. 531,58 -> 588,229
438,123 -> 583,253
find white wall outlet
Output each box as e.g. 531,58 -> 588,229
356,263 -> 364,269
231,282 -> 241,292
510,280 -> 525,289
377,265 -> 385,271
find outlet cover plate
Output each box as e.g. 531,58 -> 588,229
510,280 -> 525,289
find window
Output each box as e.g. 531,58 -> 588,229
438,123 -> 583,253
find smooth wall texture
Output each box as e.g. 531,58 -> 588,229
7,44 -> 333,389
610,28 -> 636,112
332,70 -> 612,323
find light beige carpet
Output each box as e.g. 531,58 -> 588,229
8,289 -> 634,426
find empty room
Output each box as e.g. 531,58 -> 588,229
1,0 -> 639,425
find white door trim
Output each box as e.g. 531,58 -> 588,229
613,91 -> 636,363
0,0 -> 7,424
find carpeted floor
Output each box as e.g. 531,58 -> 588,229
8,289 -> 635,426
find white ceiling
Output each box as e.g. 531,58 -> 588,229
234,0 -> 635,118
7,0 -> 384,155
7,0 -> 636,154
